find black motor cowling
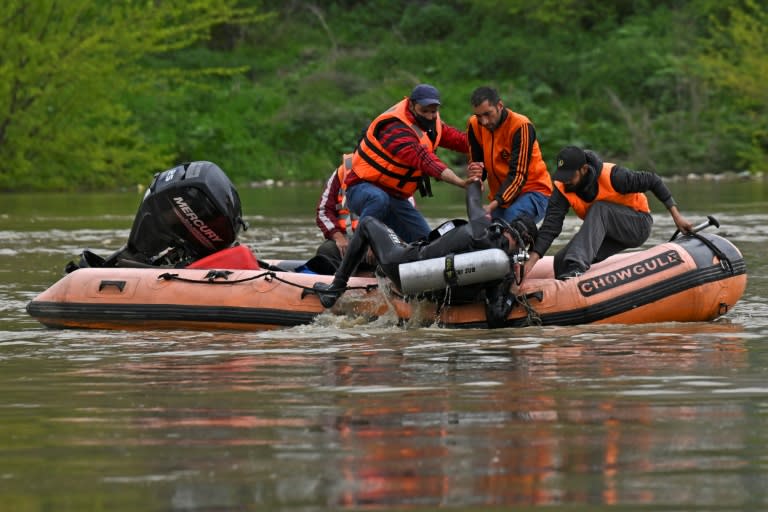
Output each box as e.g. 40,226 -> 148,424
75,161 -> 248,270
122,161 -> 246,266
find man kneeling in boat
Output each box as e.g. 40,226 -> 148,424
525,146 -> 695,280
312,178 -> 537,327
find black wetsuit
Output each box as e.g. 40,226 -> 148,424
314,182 -> 532,326
331,181 -> 512,291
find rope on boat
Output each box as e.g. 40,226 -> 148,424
158,270 -> 269,284
432,284 -> 452,323
156,270 -> 379,295
514,293 -> 542,326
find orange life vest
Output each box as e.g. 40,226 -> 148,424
555,163 -> 650,219
352,98 -> 442,197
467,109 -> 552,204
336,154 -> 358,232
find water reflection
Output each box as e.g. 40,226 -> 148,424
3,321 -> 759,508
315,322 -> 755,507
1,184 -> 768,509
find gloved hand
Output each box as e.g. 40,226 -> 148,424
485,293 -> 515,328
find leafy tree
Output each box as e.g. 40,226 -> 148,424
2,0 -> 764,191
698,0 -> 768,172
0,0 -> 265,191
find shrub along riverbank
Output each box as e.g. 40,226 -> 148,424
1,0 -> 766,191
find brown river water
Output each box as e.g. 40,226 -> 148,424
1,179 -> 767,511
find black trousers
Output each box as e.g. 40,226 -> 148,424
553,201 -> 653,277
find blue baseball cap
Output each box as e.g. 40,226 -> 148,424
410,84 -> 441,106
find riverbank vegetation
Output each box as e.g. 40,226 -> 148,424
1,0 -> 765,191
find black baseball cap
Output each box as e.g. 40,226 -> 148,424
553,146 -> 587,181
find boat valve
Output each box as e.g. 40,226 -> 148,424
511,249 -> 529,265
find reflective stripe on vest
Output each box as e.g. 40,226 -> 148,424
336,153 -> 358,232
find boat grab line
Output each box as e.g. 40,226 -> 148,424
156,270 -> 380,295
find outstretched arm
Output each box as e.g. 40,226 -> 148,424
668,205 -> 694,234
612,166 -> 694,234
439,166 -> 479,189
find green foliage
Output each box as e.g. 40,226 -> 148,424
698,0 -> 768,171
0,0 -> 266,191
398,3 -> 460,41
1,0 -> 765,191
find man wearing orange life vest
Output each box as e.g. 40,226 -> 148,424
315,153 -> 358,265
525,146 -> 694,280
467,86 -> 552,224
344,84 -> 473,243
313,153 -> 417,273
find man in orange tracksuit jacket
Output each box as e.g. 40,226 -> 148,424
467,86 -> 553,224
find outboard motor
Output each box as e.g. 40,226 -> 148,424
69,161 -> 248,270
121,161 -> 246,266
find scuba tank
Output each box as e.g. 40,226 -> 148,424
398,248 -> 511,295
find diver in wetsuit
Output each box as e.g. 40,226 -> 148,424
313,181 -> 537,327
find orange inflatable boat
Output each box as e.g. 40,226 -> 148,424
26,231 -> 746,330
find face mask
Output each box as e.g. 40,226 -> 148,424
563,182 -> 580,193
563,169 -> 589,193
414,113 -> 436,133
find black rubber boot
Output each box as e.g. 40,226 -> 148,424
312,222 -> 375,308
312,280 -> 346,308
